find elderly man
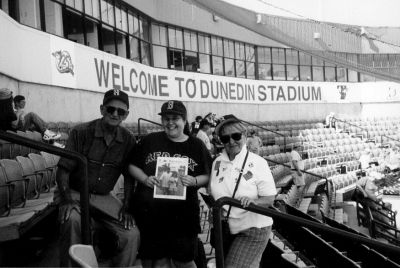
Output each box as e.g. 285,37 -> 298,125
56,89 -> 139,267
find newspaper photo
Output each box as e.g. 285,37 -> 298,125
154,157 -> 188,200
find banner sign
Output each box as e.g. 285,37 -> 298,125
0,12 -> 399,105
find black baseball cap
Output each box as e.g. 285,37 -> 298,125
103,89 -> 129,109
158,100 -> 187,117
215,114 -> 240,136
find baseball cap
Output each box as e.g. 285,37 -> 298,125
103,89 -> 129,109
0,88 -> 12,100
215,114 -> 240,136
158,100 -> 187,117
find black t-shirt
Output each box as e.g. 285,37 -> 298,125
129,131 -> 212,238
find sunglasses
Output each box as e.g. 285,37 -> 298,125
105,106 -> 128,116
219,132 -> 242,144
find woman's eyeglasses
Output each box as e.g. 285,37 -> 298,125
219,132 -> 242,144
105,106 -> 128,116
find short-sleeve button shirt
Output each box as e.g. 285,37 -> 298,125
58,119 -> 135,195
210,147 -> 277,234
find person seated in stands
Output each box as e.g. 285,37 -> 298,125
204,112 -> 218,127
0,88 -> 17,131
211,131 -> 224,156
196,119 -> 213,153
56,89 -> 139,267
246,129 -> 263,155
12,94 -> 61,140
210,114 -> 276,268
190,115 -> 202,136
356,175 -> 392,223
325,112 -> 336,128
290,144 -> 305,189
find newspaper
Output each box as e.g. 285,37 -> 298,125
154,157 -> 188,200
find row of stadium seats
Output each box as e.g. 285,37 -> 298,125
0,152 -> 59,242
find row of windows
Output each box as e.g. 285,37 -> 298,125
1,0 -> 399,82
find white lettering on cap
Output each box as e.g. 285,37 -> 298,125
113,89 -> 120,96
167,100 -> 174,110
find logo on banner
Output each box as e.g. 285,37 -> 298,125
52,50 -> 74,76
337,85 -> 348,100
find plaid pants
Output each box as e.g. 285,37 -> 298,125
225,226 -> 271,268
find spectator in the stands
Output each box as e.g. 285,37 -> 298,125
12,94 -> 61,140
211,131 -> 224,156
325,112 -> 336,128
246,129 -> 263,155
196,119 -> 213,153
204,112 -> 218,127
56,89 -> 139,267
290,144 -> 305,189
128,100 -> 212,268
190,115 -> 202,136
210,114 -> 277,268
0,88 -> 17,131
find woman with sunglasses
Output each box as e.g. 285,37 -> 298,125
210,114 -> 277,268
128,100 -> 212,268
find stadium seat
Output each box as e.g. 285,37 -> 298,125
69,244 -> 98,268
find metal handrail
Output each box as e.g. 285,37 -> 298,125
0,131 -> 90,244
239,119 -> 287,151
137,118 -> 162,137
212,197 -> 400,268
333,118 -> 369,137
265,157 -> 329,197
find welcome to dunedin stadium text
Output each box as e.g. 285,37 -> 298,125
94,58 -> 321,102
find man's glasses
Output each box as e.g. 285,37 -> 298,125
219,132 -> 242,144
105,106 -> 128,116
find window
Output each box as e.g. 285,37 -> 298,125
299,51 -> 311,65
348,70 -> 358,82
168,27 -> 183,49
246,62 -> 255,79
65,9 -> 84,44
224,40 -> 234,58
325,67 -> 336,81
85,18 -> 99,48
273,64 -> 285,80
272,48 -> 285,64
100,0 -> 114,26
169,48 -> 184,70
184,30 -> 197,52
337,68 -> 347,82
286,49 -> 298,65
66,0 -> 83,12
18,0 -> 41,29
130,36 -> 140,62
141,41 -> 150,65
235,42 -> 245,61
236,60 -> 245,78
258,47 -> 271,63
312,66 -> 324,81
101,26 -> 116,54
198,34 -> 210,54
44,0 -> 63,36
139,17 -> 149,41
153,45 -> 168,68
258,64 -> 272,80
152,24 -> 167,46
245,45 -> 255,62
184,51 -> 198,72
199,54 -> 211,73
300,66 -> 311,81
224,58 -> 234,76
212,56 -> 223,75
116,31 -> 127,58
211,37 -> 223,56
287,65 -> 299,80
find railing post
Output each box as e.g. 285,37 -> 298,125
212,205 -> 225,268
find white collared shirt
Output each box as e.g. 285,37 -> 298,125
210,147 -> 277,234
